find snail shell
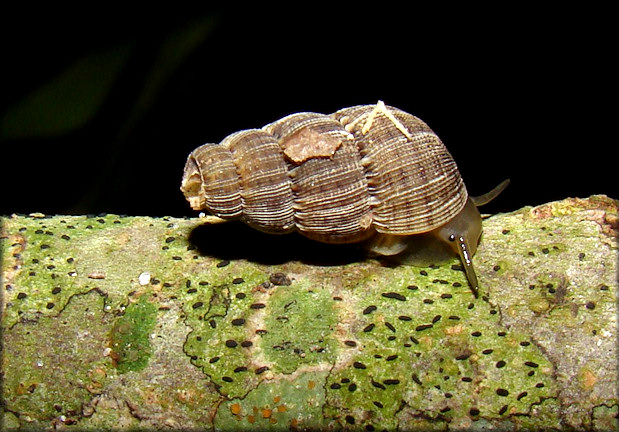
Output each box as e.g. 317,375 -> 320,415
182,101 -> 508,295
182,101 -> 467,241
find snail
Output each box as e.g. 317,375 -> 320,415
181,101 -> 508,296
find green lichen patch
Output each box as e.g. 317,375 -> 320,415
509,397 -> 564,431
182,270 -> 271,398
0,214 -> 201,328
2,289 -> 112,426
261,282 -> 338,373
480,197 -> 619,428
323,265 -> 556,430
592,404 -> 619,431
215,370 -> 330,430
87,302 -> 220,430
182,270 -> 338,398
1,216 -> 84,326
108,293 -> 158,373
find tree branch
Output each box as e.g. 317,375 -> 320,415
1,195 -> 617,430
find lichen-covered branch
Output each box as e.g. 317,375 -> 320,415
1,196 -> 617,431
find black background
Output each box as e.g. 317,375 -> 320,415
1,7 -> 615,218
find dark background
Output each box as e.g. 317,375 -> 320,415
1,7 -> 614,217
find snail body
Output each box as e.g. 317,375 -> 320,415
181,101 -> 508,295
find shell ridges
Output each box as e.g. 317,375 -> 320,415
181,102 -> 468,243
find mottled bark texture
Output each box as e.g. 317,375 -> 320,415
1,196 -> 617,431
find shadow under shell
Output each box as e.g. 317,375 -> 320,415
187,221 -> 366,266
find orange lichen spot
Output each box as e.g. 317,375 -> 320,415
444,324 -> 464,335
270,417 -> 278,424
277,404 -> 287,413
509,406 -> 518,415
16,382 -> 37,396
273,395 -> 281,403
262,408 -> 273,419
581,369 -> 597,389
230,403 -> 242,415
86,382 -> 103,394
419,335 -> 433,346
308,380 -> 316,390
89,367 -> 107,381
247,415 -> 255,424
291,418 -> 299,429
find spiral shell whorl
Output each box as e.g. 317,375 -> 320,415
333,103 -> 468,234
221,130 -> 295,233
181,102 -> 468,244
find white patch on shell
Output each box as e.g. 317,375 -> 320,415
361,100 -> 413,140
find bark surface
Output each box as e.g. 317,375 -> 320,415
1,195 -> 617,431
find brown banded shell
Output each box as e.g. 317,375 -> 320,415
182,101 -> 467,243
333,104 -> 468,235
181,101 -> 509,296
